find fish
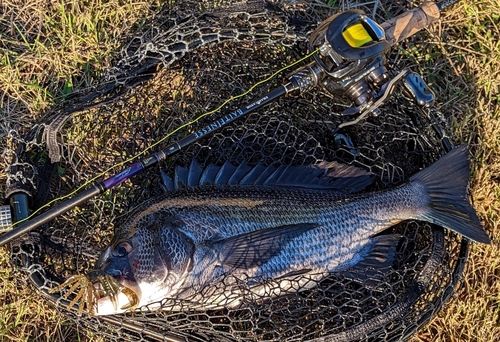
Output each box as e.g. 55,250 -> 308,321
50,144 -> 490,316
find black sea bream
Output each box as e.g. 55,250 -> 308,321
62,145 -> 490,315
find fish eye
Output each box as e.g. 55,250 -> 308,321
112,241 -> 132,257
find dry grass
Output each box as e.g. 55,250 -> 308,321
412,1 -> 500,341
0,1 -> 157,340
0,0 -> 499,341
0,250 -> 88,341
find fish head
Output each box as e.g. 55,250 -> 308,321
94,213 -> 195,315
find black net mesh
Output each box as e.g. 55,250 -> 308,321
4,0 -> 469,341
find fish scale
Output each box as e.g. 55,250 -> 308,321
164,186 -> 413,284
86,145 -> 490,315
148,187 -> 393,234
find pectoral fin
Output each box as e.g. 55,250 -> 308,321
209,223 -> 319,270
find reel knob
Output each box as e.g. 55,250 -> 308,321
403,72 -> 436,107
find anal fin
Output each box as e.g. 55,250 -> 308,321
342,234 -> 401,288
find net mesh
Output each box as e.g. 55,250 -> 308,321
4,1 -> 468,341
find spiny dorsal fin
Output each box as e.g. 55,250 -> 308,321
187,158 -> 203,187
199,163 -> 220,186
161,159 -> 374,193
227,160 -> 252,185
214,160 -> 238,185
238,163 -> 271,185
174,165 -> 189,189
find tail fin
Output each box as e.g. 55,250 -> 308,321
411,145 -> 490,244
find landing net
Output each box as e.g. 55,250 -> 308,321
4,1 -> 466,341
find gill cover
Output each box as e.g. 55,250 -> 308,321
154,214 -> 195,286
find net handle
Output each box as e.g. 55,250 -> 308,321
0,206 -> 12,233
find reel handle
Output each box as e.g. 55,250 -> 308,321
381,2 -> 441,46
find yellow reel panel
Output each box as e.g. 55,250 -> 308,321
342,23 -> 373,47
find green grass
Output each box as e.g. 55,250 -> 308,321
0,0 -> 157,114
1,0 -> 499,341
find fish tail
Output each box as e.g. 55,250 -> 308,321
411,145 -> 490,244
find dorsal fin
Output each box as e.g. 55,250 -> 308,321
238,163 -> 270,185
199,164 -> 220,185
174,165 -> 188,189
251,164 -> 281,185
161,159 -> 374,193
227,160 -> 252,185
187,159 -> 203,187
214,161 -> 238,184
160,168 -> 175,191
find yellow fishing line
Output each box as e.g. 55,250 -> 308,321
12,48 -> 319,227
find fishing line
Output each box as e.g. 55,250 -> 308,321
11,48 -> 319,227
3,0 -> 453,245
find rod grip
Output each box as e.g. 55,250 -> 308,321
381,2 -> 440,46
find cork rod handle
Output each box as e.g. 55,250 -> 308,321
381,2 -> 441,46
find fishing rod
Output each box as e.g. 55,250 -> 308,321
0,1 -> 456,246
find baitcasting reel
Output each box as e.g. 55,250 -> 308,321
289,4 -> 439,130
